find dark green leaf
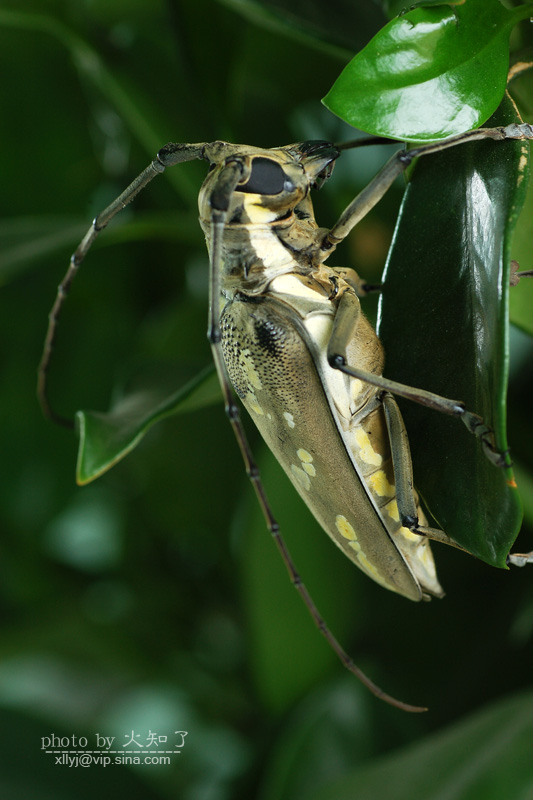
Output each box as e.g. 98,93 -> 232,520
216,0 -> 387,59
76,366 -> 220,484
312,691 -> 533,800
377,95 -> 528,566
323,0 -> 533,141
509,154 -> 533,335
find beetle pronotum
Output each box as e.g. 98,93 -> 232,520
39,123 -> 533,711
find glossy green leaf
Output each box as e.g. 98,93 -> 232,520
323,0 -> 533,142
312,691 -> 533,800
76,365 -> 220,485
377,96 -> 528,566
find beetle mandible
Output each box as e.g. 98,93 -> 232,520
38,124 -> 533,711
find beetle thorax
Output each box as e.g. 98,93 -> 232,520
199,190 -> 324,293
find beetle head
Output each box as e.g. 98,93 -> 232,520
198,140 -> 339,224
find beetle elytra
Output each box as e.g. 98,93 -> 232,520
39,124 -> 533,711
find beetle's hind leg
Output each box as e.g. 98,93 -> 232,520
381,391 -> 531,567
328,289 -> 511,469
381,392 -> 468,553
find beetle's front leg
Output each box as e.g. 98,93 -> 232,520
327,290 -> 510,468
323,123 -> 533,249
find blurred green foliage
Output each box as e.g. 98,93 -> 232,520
0,1 -> 533,798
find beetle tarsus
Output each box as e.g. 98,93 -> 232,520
328,353 -> 346,368
401,513 -> 418,530
507,551 -> 533,567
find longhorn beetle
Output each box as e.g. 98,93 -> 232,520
38,123 -> 533,712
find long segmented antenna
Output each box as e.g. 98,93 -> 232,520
37,142 -> 209,427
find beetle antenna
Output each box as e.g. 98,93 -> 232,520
37,143 -> 209,427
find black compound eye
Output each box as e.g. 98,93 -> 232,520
238,157 -> 287,195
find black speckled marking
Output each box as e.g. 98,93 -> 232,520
253,317 -> 284,359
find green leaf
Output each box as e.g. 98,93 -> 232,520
215,0 -> 387,60
76,366 -> 220,485
311,691 -> 533,800
323,0 -> 533,142
377,95 -> 528,566
509,150 -> 533,336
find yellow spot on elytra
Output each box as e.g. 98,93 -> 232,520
335,514 -> 357,541
333,521 -> 393,590
368,470 -> 395,497
240,349 -> 262,391
295,449 -> 316,478
291,464 -> 311,491
384,499 -> 400,522
354,428 -> 382,467
283,412 -> 295,429
357,551 -> 381,580
247,393 -> 264,415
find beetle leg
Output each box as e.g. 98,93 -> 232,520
328,290 -> 510,468
510,260 -> 533,285
380,392 -> 417,527
323,123 -> 533,248
381,393 -> 469,552
38,141 -> 212,428
507,552 -> 533,566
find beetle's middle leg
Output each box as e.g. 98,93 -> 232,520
327,290 -> 509,468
